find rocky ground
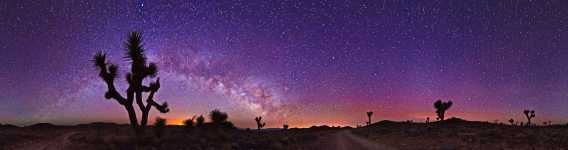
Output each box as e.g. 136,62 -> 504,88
1,119 -> 567,150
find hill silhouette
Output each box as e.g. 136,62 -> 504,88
0,123 -> 18,128
26,123 -> 59,128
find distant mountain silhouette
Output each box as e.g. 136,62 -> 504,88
0,123 -> 18,128
26,123 -> 58,128
76,122 -> 125,127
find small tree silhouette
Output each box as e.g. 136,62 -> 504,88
523,110 -> 535,126
283,123 -> 289,130
154,117 -> 167,139
183,116 -> 195,131
434,100 -> 453,121
366,111 -> 373,125
426,117 -> 430,124
196,115 -> 205,127
509,118 -> 515,126
255,116 -> 266,130
210,109 -> 228,124
93,32 -> 169,136
207,109 -> 235,129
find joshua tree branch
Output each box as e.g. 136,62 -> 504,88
144,78 -> 169,113
94,53 -> 127,105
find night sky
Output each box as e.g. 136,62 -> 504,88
2,0 -> 568,128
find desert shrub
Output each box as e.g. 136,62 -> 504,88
183,116 -> 195,130
210,109 -> 228,124
196,115 -> 205,127
209,109 -> 235,129
154,117 -> 167,138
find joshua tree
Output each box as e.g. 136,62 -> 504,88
255,116 -> 266,130
523,110 -> 535,126
434,100 -> 453,121
93,32 -> 169,136
426,117 -> 430,124
366,111 -> 373,125
154,117 -> 167,138
196,115 -> 205,127
509,118 -> 515,126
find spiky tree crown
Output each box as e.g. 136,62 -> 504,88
434,100 -> 453,110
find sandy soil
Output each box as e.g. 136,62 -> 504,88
2,119 -> 567,150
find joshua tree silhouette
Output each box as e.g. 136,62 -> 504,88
255,116 -> 266,130
523,110 -> 535,126
196,115 -> 205,127
93,32 -> 169,136
366,111 -> 373,125
509,118 -> 515,126
434,100 -> 452,121
426,117 -> 430,124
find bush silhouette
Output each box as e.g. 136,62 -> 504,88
255,116 -> 266,130
210,109 -> 228,124
434,100 -> 453,121
196,115 -> 205,127
366,111 -> 373,125
208,109 -> 235,129
154,117 -> 167,138
509,118 -> 515,126
93,32 -> 169,136
523,110 -> 535,126
283,124 -> 289,130
183,116 -> 195,130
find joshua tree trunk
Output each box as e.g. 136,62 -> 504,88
366,111 -> 373,125
125,104 -> 139,127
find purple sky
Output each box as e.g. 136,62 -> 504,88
1,0 -> 568,127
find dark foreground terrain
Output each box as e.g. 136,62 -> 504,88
1,119 -> 567,150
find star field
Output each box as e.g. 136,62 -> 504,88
1,0 -> 568,127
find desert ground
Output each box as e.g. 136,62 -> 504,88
1,118 -> 567,150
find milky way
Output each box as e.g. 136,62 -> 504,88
1,0 -> 568,127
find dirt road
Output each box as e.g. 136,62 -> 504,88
330,130 -> 396,150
